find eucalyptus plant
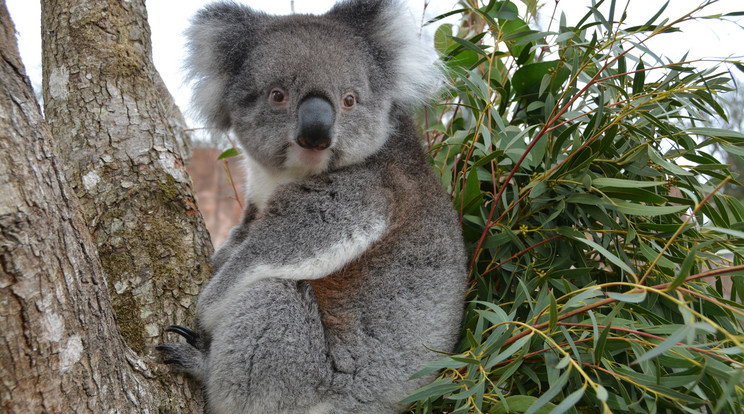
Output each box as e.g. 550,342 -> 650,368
407,0 -> 744,412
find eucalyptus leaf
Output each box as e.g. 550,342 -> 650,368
491,396 -> 555,414
592,178 -> 666,188
217,147 -> 240,160
606,291 -> 647,303
613,200 -> 688,216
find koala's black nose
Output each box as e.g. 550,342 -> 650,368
297,96 -> 334,150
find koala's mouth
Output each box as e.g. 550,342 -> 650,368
284,143 -> 333,174
296,145 -> 330,162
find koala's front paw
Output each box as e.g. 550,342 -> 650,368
156,325 -> 207,381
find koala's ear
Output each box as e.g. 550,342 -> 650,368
326,0 -> 442,108
185,2 -> 266,131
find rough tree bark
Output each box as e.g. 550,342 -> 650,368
0,0 -> 211,412
0,3 -> 183,411
40,0 -> 211,408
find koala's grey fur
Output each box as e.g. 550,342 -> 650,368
157,0 -> 467,413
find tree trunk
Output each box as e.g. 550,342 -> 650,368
40,0 -> 211,400
0,3 -> 188,411
0,0 -> 211,411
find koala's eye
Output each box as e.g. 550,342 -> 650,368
342,94 -> 355,109
269,89 -> 287,105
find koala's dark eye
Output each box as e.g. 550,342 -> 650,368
269,89 -> 287,106
342,94 -> 355,109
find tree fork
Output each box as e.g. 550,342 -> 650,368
0,2 -> 182,411
41,0 -> 212,363
0,0 -> 213,411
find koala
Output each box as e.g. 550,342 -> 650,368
156,0 -> 467,413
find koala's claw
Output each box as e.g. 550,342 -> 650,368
165,325 -> 200,346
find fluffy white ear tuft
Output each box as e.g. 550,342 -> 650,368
327,0 -> 444,108
183,2 -> 266,131
373,0 -> 445,108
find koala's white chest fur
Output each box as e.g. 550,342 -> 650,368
241,148 -> 329,212
241,156 -> 294,212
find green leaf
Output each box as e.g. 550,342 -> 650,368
410,357 -> 468,380
632,59 -> 645,95
604,188 -> 668,205
567,234 -> 636,275
525,368 -> 572,414
434,24 -> 454,54
641,1 -> 669,30
470,149 -> 505,168
639,241 -> 675,270
400,378 -> 459,404
459,168 -> 482,214
703,226 -> 744,240
493,357 -> 526,389
606,291 -> 647,303
567,193 -> 607,206
491,396 -> 555,414
634,322 -> 714,364
549,292 -> 557,332
668,244 -> 699,291
720,143 -> 744,157
485,333 -> 533,370
426,7 -> 467,25
448,379 -> 485,401
512,61 -> 570,99
218,147 -> 240,160
647,147 -> 693,176
592,178 -> 666,188
474,300 -> 511,325
484,0 -> 519,20
451,35 -> 488,57
594,303 -> 624,364
447,50 -> 481,69
617,52 -> 627,85
595,384 -> 608,402
563,286 -> 604,310
735,61 -> 744,74
613,200 -> 688,216
686,127 -> 744,142
549,385 -> 586,413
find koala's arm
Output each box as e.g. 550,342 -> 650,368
198,172 -> 390,333
211,202 -> 258,273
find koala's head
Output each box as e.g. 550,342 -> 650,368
186,0 -> 440,175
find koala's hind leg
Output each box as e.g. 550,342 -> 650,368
204,279 -> 336,413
